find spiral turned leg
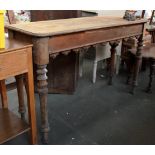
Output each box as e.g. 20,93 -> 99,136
37,64 -> 49,144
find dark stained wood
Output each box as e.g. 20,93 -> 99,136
6,10 -> 16,24
0,109 -> 30,144
48,52 -> 79,94
31,10 -> 81,21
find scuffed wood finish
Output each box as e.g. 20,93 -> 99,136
6,17 -> 147,37
49,24 -> 143,53
0,38 -> 37,144
6,16 -> 147,143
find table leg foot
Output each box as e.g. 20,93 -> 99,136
37,64 -> 50,144
41,132 -> 49,144
109,41 -> 119,85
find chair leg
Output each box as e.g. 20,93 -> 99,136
126,54 -> 135,85
115,55 -> 120,75
0,80 -> 8,109
146,58 -> 155,93
15,75 -> 26,120
92,60 -> 97,83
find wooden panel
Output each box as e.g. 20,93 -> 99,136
31,10 -> 81,21
49,24 -> 143,53
0,109 -> 30,144
0,38 -> 32,53
6,17 -> 147,37
0,49 -> 28,80
47,52 -> 79,94
30,10 -> 81,94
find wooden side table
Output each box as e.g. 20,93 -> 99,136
0,38 -> 37,144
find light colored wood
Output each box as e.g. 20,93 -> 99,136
0,38 -> 37,144
5,17 -> 147,37
0,80 -> 8,108
0,49 -> 28,80
25,47 -> 37,144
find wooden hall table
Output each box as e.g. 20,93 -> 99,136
6,16 -> 147,143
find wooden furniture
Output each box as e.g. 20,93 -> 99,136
128,25 -> 155,93
6,16 -> 147,143
0,38 -> 37,144
121,10 -> 154,73
6,10 -> 81,94
30,10 -> 81,94
80,12 -> 125,83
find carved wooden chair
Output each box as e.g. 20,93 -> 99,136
121,10 -> 153,72
125,10 -> 155,93
127,26 -> 155,93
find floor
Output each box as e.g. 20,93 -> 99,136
3,59 -> 155,145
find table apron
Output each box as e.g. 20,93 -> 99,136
49,24 -> 143,53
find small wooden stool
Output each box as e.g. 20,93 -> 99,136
0,38 -> 37,144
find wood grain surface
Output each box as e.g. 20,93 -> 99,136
6,16 -> 147,37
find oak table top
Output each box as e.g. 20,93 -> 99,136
6,16 -> 147,37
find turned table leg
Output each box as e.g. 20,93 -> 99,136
37,64 -> 49,144
15,75 -> 26,120
146,58 -> 155,93
109,41 -> 119,85
131,35 -> 143,94
33,37 -> 49,144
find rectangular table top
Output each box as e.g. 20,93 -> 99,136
0,38 -> 32,54
6,16 -> 147,37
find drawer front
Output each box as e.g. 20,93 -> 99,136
0,49 -> 28,80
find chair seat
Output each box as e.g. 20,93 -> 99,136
129,43 -> 155,59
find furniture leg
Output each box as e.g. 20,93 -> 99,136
115,55 -> 120,75
24,48 -> 37,144
79,51 -> 84,77
0,80 -> 8,109
131,35 -> 143,94
146,58 -> 155,93
37,64 -> 49,144
126,53 -> 135,85
109,41 -> 119,85
15,75 -> 26,120
92,60 -> 97,83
